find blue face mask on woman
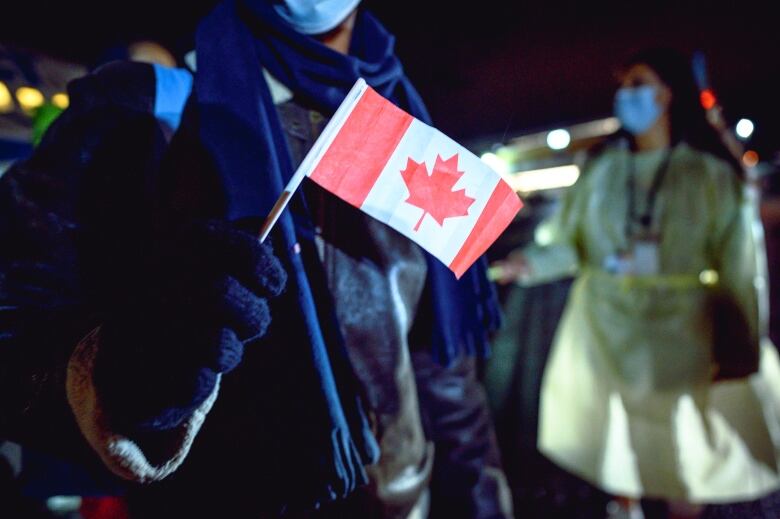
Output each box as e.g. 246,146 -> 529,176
614,85 -> 662,135
272,0 -> 361,35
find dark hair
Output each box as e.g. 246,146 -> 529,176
623,48 -> 743,174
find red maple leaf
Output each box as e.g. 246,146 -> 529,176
400,154 -> 475,232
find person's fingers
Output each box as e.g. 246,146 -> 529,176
195,327 -> 244,373
94,330 -> 219,432
194,222 -> 287,297
131,367 -> 219,431
487,262 -> 507,283
214,275 -> 272,340
493,259 -> 530,285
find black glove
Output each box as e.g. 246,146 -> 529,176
90,219 -> 286,433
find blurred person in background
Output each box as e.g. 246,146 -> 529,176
29,39 -> 177,147
125,40 -> 177,68
0,1 -> 512,518
492,48 -> 780,519
92,39 -> 178,70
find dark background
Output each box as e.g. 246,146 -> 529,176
2,0 -> 779,152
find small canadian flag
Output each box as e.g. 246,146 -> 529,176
260,79 -> 523,279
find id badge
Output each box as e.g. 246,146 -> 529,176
603,252 -> 634,275
632,240 -> 660,275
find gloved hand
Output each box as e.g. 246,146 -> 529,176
89,219 -> 286,434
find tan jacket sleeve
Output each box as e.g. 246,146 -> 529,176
520,165 -> 591,285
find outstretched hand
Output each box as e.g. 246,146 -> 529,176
488,251 -> 530,285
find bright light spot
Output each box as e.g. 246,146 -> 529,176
506,164 -> 580,193
52,93 -> 69,110
0,82 -> 13,113
699,269 -> 719,286
700,89 -> 717,110
15,86 -> 44,111
743,150 -> 759,168
735,118 -> 754,140
546,129 -> 571,150
535,225 -> 553,245
480,152 -> 511,176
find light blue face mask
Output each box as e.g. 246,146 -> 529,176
273,0 -> 361,35
614,85 -> 662,135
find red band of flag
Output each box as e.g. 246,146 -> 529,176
309,88 -> 413,208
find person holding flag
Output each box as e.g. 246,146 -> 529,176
0,1 -> 518,517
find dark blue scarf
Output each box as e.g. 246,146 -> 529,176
194,0 -> 501,506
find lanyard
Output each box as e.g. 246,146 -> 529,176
625,147 -> 673,240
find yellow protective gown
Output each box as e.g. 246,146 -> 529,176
524,141 -> 780,503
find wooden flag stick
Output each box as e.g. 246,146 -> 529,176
258,78 -> 368,243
